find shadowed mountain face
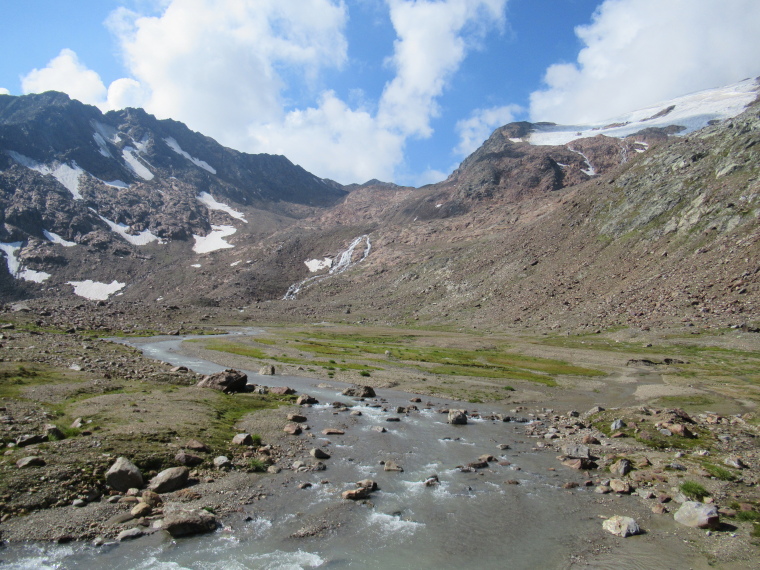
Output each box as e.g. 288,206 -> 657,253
2,84 -> 760,333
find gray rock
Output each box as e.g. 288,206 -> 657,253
610,458 -> 632,477
384,460 -> 403,472
43,424 -> 65,440
724,456 -> 747,469
148,467 -> 189,493
16,456 -> 45,468
602,515 -> 640,537
16,434 -> 47,447
342,385 -> 376,398
562,444 -> 590,459
196,368 -> 248,393
106,457 -> 143,492
610,419 -> 626,431
213,456 -> 231,470
259,365 -> 275,376
310,448 -> 331,460
296,394 -> 318,405
117,527 -> 146,541
232,433 -> 254,446
175,451 -> 203,466
448,409 -> 468,425
674,501 -> 720,529
162,509 -> 217,537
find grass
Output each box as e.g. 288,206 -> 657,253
205,391 -> 295,448
701,461 -> 736,481
191,339 -> 267,360
248,458 -> 268,472
680,481 -> 709,501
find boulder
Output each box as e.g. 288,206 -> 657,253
610,419 -> 626,431
602,515 -> 640,537
448,410 -> 468,425
310,448 -> 331,460
270,386 -> 295,395
213,456 -> 231,470
357,479 -> 378,491
162,509 -> 218,537
296,394 -> 318,405
117,527 -> 146,541
283,423 -> 302,435
232,433 -> 254,446
185,439 -> 209,452
562,458 -> 596,470
43,424 -> 65,440
148,467 -> 189,493
342,487 -> 370,500
16,456 -> 45,468
196,369 -> 248,393
16,434 -> 47,447
342,385 -> 376,398
106,457 -> 143,492
175,451 -> 203,466
609,479 -> 632,494
562,444 -> 591,459
131,502 -> 152,517
610,459 -> 632,477
674,502 -> 720,529
581,435 -> 600,445
259,365 -> 275,376
384,460 -> 403,472
288,414 -> 308,423
724,456 -> 747,469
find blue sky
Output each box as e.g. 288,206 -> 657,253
2,0 -> 760,186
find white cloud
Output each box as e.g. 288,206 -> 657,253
455,103 -> 522,156
0,88 -> 9,95
530,0 -> 760,124
21,49 -> 108,108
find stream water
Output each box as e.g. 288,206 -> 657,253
2,332 -> 712,569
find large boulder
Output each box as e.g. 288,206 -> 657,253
674,502 -> 720,529
602,515 -> 640,537
196,369 -> 248,393
342,385 -> 376,398
148,466 -> 189,493
162,509 -> 218,537
448,409 -> 468,425
106,457 -> 143,492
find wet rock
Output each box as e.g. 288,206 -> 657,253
16,456 -> 45,468
322,428 -> 344,435
131,503 -> 152,517
213,456 -> 231,470
310,448 -> 331,460
357,479 -> 378,491
117,527 -> 146,541
296,395 -> 319,405
288,414 -> 307,423
197,369 -> 248,393
175,451 -> 203,467
106,457 -> 143,492
602,515 -> 640,537
448,410 -> 468,425
232,433 -> 254,446
259,365 -> 275,376
423,475 -> 439,487
386,417 -> 401,422
371,426 -> 387,433
384,460 -> 404,472
674,502 -> 720,529
270,386 -> 295,395
350,410 -> 362,416
283,423 -> 302,435
162,509 -> 218,537
561,458 -> 596,470
342,487 -> 370,500
148,467 -> 189,493
468,460 -> 489,469
298,482 -> 312,489
341,385 -> 376,398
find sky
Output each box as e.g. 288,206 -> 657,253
1,0 -> 760,187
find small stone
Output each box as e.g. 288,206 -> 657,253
310,448 -> 331,460
724,456 -> 747,469
288,414 -> 308,423
72,499 -> 87,508
651,504 -> 668,514
175,451 -> 203,466
322,428 -> 345,435
185,439 -> 210,452
371,426 -> 387,433
283,423 -> 302,435
232,433 -> 254,446
141,490 -> 162,507
609,479 -> 632,494
213,456 -> 231,470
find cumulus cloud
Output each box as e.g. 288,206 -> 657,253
0,88 -> 9,95
530,0 -> 760,124
21,49 -> 108,108
455,103 -> 522,156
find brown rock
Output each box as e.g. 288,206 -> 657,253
270,386 -> 295,395
322,428 -> 345,435
342,487 -> 370,500
196,369 -> 248,393
283,423 -> 302,435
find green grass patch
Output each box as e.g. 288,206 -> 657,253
248,458 -> 268,472
192,339 -> 267,359
736,511 -> 760,522
680,481 -> 709,501
701,462 -> 736,481
205,392 -> 295,448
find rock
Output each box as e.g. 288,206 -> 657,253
668,424 -> 694,438
162,509 -> 218,537
609,479 -> 632,494
171,366 -> 188,373
106,457 -> 143,492
298,482 -> 312,489
72,499 -> 87,508
371,426 -> 387,433
561,458 -> 596,470
175,451 -> 203,466
448,410 -> 468,425
283,423 -> 302,435
350,410 -> 362,416
384,460 -> 403,472
342,487 -> 370,500
357,479 -> 378,491
478,454 -> 496,463
595,485 -> 612,494
602,516 -> 640,537
586,406 -> 605,415
148,467 -> 189,493
497,443 -> 510,450
341,385 -> 376,398
322,428 -> 345,435
16,456 -> 45,468
610,419 -> 626,431
386,417 -> 401,422
259,365 -> 275,375
581,435 -> 600,445
468,461 -> 489,469
674,501 -> 720,529
267,465 -> 281,474
652,504 -> 668,514
16,434 -> 47,447
724,456 -> 747,469
232,433 -> 254,446
43,424 -> 65,440
610,459 -> 632,477
117,527 -> 146,541
296,395 -> 318,405
270,386 -> 295,395
141,490 -> 162,507
70,418 -> 84,429
288,414 -> 308,423
131,502 -> 152,517
213,456 -> 231,470
562,444 -> 591,459
197,369 -> 248,393
310,448 -> 331,460
185,439 -> 209,452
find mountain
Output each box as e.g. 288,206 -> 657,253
1,79 -> 759,333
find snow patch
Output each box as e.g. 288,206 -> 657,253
567,148 -> 596,176
0,242 -> 51,283
305,258 -> 332,272
67,280 -> 125,300
99,215 -> 162,245
193,225 -> 236,253
93,132 -> 112,158
122,147 -> 154,180
102,179 -> 130,189
230,260 -> 241,267
191,264 -> 202,268
197,192 -> 247,222
43,230 -> 76,247
165,137 -> 217,174
7,152 -> 85,199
